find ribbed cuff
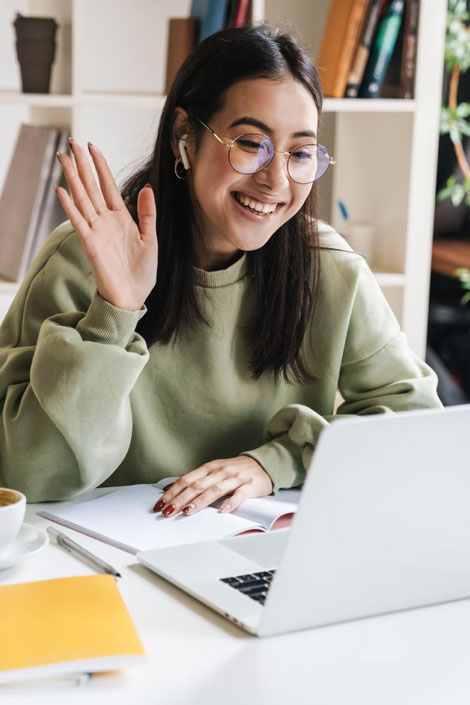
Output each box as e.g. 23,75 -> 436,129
76,290 -> 147,347
241,433 -> 306,494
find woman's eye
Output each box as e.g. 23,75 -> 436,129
238,139 -> 264,151
292,149 -> 314,161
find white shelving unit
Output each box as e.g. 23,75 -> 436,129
0,0 -> 447,358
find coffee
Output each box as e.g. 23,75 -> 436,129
0,489 -> 22,507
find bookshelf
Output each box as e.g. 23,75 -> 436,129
0,0 -> 446,358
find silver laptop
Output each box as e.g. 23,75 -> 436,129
137,405 -> 470,637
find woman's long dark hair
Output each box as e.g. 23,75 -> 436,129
120,24 -> 323,385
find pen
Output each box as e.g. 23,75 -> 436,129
4,672 -> 92,689
47,526 -> 121,578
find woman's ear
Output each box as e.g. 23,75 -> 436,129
171,107 -> 193,167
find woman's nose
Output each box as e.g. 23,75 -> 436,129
253,151 -> 290,191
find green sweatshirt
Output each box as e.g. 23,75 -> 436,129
0,220 -> 441,502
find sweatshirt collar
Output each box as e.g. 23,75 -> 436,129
192,253 -> 248,288
191,221 -> 335,288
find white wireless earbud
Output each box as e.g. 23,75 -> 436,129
178,133 -> 190,170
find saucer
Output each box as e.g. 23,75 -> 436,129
0,523 -> 49,570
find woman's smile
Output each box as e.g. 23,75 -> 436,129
231,191 -> 283,219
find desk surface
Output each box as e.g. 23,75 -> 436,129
1,499 -> 470,705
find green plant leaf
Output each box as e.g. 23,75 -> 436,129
455,267 -> 470,305
445,1 -> 470,72
461,291 -> 470,305
456,102 -> 470,117
458,119 -> 470,136
439,2 -> 470,216
450,125 -> 462,143
451,191 -> 465,205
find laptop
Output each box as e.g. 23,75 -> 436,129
137,404 -> 470,637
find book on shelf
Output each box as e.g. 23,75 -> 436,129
164,17 -> 198,94
165,0 -> 251,96
0,123 -> 69,283
358,0 -> 406,99
316,0 -> 370,99
0,574 -> 145,684
226,0 -> 251,27
38,481 -> 300,555
189,0 -> 209,34
378,7 -> 405,98
28,128 -> 69,265
379,0 -> 420,100
190,0 -> 231,43
345,0 -> 384,98
400,0 -> 420,99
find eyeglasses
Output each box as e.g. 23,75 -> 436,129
194,116 -> 335,184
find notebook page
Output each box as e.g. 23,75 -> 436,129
230,490 -> 301,529
39,485 -> 262,554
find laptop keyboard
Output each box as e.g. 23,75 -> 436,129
220,570 -> 276,605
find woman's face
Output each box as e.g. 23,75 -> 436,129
182,76 -> 319,270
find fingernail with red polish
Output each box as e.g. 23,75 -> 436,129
144,183 -> 153,189
182,504 -> 195,515
162,504 -> 175,517
152,499 -> 165,512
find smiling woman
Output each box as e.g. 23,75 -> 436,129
176,77 -> 319,266
0,24 -> 441,509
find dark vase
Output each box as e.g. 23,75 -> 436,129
13,13 -> 58,94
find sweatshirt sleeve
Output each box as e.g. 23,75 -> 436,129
0,222 -> 150,501
242,244 -> 442,493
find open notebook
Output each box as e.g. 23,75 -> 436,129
0,574 -> 145,684
38,481 -> 300,554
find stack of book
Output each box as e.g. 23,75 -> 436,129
317,0 -> 420,100
165,0 -> 252,93
0,123 -> 69,282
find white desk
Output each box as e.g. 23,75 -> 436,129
1,500 -> 470,705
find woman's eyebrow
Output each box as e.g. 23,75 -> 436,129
228,116 -> 317,140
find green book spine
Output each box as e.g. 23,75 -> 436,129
359,0 -> 405,99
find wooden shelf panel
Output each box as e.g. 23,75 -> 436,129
0,91 -> 416,113
373,271 -> 406,288
79,93 -> 164,107
0,91 -> 74,107
323,99 -> 416,113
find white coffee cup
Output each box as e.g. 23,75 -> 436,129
0,488 -> 26,555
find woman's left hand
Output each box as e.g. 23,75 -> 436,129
152,457 -> 273,517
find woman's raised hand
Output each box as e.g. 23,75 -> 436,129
55,140 -> 158,311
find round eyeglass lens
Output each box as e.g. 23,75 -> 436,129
229,134 -> 274,174
288,144 -> 330,184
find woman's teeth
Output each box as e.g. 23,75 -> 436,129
234,192 -> 277,214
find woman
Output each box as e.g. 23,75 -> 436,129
0,25 -> 441,508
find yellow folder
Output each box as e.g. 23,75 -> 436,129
0,574 -> 145,683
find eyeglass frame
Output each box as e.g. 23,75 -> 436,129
193,115 -> 336,184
